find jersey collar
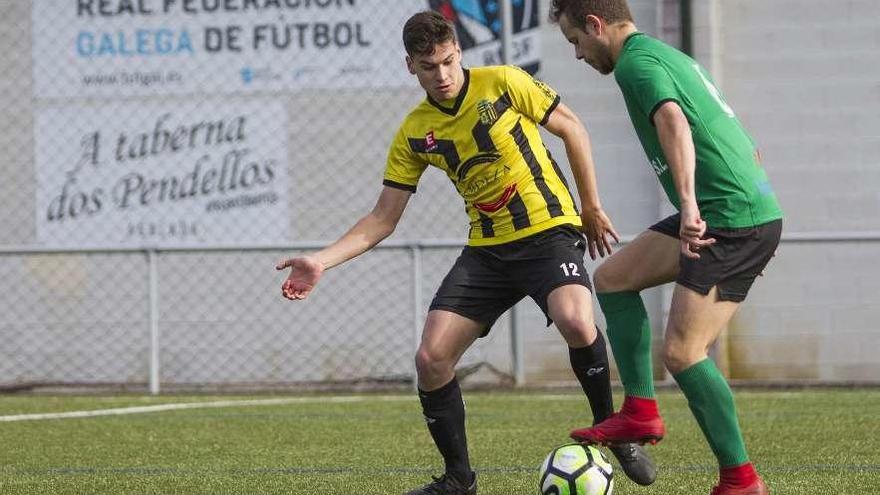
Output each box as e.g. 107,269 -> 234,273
622,31 -> 644,50
427,68 -> 470,116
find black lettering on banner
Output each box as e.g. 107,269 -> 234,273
252,21 -> 371,51
45,112 -> 280,225
205,25 -> 243,52
77,0 -> 154,17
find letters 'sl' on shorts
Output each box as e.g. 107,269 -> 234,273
649,214 -> 783,302
429,224 -> 592,336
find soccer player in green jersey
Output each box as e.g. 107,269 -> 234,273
276,10 -> 656,495
550,1 -> 783,495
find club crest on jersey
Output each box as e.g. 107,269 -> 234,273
477,99 -> 498,125
425,130 -> 438,152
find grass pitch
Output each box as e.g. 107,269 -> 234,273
1,389 -> 878,494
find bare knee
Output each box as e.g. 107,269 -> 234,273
662,340 -> 703,375
555,315 -> 597,348
415,347 -> 455,389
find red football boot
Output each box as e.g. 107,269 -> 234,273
711,464 -> 769,495
570,396 -> 666,445
710,479 -> 769,495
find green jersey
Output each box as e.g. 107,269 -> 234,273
614,33 -> 783,228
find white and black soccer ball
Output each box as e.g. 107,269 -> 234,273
538,443 -> 614,495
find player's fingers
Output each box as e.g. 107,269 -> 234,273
275,259 -> 293,270
587,240 -> 598,261
681,240 -> 700,259
601,236 -> 614,257
681,227 -> 702,238
608,227 -> 621,244
594,235 -> 607,257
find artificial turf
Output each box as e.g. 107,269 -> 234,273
1,389 -> 878,494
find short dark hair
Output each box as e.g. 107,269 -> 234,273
403,10 -> 457,57
549,0 -> 633,28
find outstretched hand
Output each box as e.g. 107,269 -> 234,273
581,208 -> 620,260
275,255 -> 325,300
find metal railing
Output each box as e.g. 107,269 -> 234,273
3,230 -> 877,394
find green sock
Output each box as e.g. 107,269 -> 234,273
596,291 -> 655,398
673,358 -> 749,467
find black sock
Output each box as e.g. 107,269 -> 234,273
418,376 -> 472,484
569,328 -> 614,424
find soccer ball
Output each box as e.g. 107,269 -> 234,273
538,443 -> 614,495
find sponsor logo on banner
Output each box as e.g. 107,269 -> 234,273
430,0 -> 541,74
31,1 -> 542,98
34,100 -> 290,247
31,0 -> 429,98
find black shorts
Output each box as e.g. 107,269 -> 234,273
429,224 -> 593,336
650,214 -> 782,302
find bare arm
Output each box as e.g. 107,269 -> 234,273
653,101 -> 715,258
275,185 -> 412,299
310,185 -> 411,269
543,102 -> 619,259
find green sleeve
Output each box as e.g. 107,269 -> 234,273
616,53 -> 681,123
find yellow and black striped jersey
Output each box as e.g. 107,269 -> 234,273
384,65 -> 581,246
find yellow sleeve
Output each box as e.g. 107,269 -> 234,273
383,124 -> 428,193
503,65 -> 561,126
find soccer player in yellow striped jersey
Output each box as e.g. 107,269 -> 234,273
385,64 -> 580,246
276,10 -> 655,494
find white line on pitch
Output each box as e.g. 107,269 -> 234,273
0,394 -> 583,423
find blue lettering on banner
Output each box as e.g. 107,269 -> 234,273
76,29 -> 195,58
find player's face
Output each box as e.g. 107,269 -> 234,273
407,40 -> 464,101
558,14 -> 615,75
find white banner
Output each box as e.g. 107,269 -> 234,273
31,0 -> 541,98
32,0 -> 426,98
35,100 -> 290,247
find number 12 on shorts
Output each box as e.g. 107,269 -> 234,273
560,262 -> 581,277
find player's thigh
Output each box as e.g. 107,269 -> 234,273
663,284 -> 739,373
416,310 -> 484,389
593,229 -> 679,293
513,225 -> 593,326
429,246 -> 522,337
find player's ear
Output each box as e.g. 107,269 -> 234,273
406,56 -> 416,75
585,14 -> 603,36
